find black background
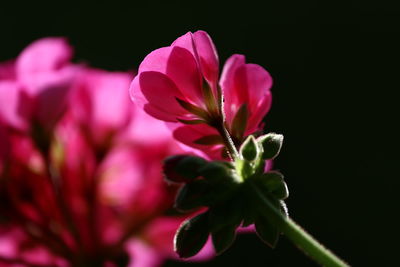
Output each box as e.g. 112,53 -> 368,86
1,0 -> 400,266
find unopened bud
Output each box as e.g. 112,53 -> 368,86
257,133 -> 283,159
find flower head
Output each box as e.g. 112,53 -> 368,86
130,31 -> 272,158
0,39 -> 213,267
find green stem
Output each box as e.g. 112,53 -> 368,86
216,123 -> 240,160
249,182 -> 350,267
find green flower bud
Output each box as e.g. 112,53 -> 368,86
240,135 -> 259,161
257,133 -> 284,159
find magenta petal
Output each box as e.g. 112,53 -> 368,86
236,63 -> 273,107
173,124 -> 224,160
172,31 -> 220,93
192,31 -> 219,87
0,60 -> 16,80
246,91 -> 272,135
71,69 -> 133,144
0,81 -> 31,131
220,54 -> 246,123
16,38 -> 73,81
138,46 -> 203,104
35,79 -> 72,129
126,241 -> 164,267
0,125 -> 9,175
171,32 -> 196,56
132,71 -> 188,122
220,55 -> 273,133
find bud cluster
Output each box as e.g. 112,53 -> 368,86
163,133 -> 288,257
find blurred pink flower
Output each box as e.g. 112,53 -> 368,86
0,39 -> 213,266
69,69 -> 134,149
0,38 -> 78,131
130,31 -> 272,158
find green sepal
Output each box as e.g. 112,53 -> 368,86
231,104 -> 249,141
254,214 -> 280,248
198,161 -> 240,185
257,133 -> 284,159
235,158 -> 253,179
193,135 -> 224,145
163,155 -> 208,183
241,185 -> 258,227
174,180 -> 210,212
176,98 -> 209,120
208,197 -> 242,232
202,79 -> 218,115
257,171 -> 289,200
177,118 -> 207,125
174,212 -> 210,258
239,135 -> 259,161
211,225 -> 237,255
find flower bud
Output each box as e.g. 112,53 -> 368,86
257,133 -> 283,159
240,135 -> 259,161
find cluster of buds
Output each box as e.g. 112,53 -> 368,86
164,133 -> 287,257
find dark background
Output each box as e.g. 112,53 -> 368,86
1,0 -> 399,266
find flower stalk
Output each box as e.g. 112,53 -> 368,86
249,182 -> 349,267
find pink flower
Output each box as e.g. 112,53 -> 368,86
130,31 -> 272,158
69,68 -> 134,149
0,38 -> 78,131
0,40 -> 213,266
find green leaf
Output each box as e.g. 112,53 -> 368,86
174,212 -> 210,258
211,225 -> 237,255
239,135 -> 259,161
193,135 -> 224,145
176,98 -> 209,120
257,133 -> 284,159
175,180 -> 209,212
257,171 -> 289,200
177,118 -> 207,125
254,214 -> 280,248
231,104 -> 249,140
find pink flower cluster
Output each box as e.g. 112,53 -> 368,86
131,31 -> 273,159
0,38 -> 212,266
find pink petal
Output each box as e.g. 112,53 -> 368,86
122,105 -> 177,146
0,125 -> 9,175
35,76 -> 74,129
0,81 -> 32,131
235,63 -> 273,107
126,240 -> 164,267
173,124 -> 224,160
99,148 -> 143,210
220,55 -> 273,134
131,71 -> 188,122
0,60 -> 16,80
172,31 -> 220,94
71,69 -> 133,145
16,37 -> 73,83
192,31 -> 220,88
138,46 -> 203,105
220,54 -> 246,123
246,91 -> 272,135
